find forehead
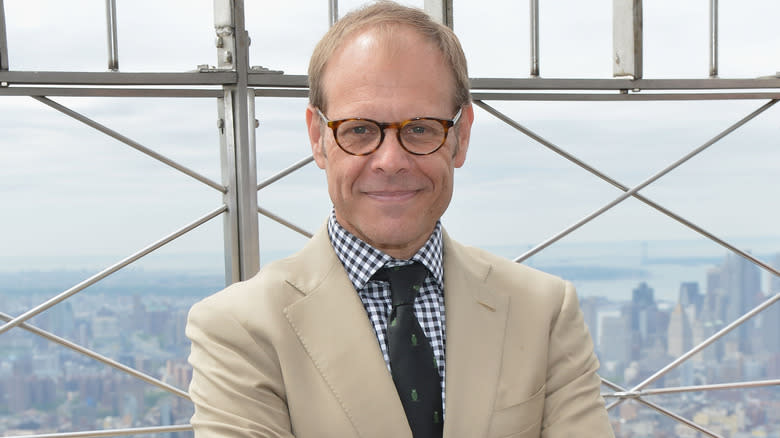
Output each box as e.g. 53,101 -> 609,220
320,26 -> 456,115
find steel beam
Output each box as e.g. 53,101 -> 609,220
530,0 -> 539,77
5,71 -> 778,91
0,311 -> 190,400
710,0 -> 718,77
244,74 -> 780,90
424,0 -> 453,28
105,0 -> 119,71
33,96 -> 226,192
0,0 -> 8,71
0,87 -> 221,97
512,99 -> 778,264
4,72 -> 779,93
214,0 -> 236,70
329,0 -> 339,26
257,155 -> 315,190
601,379 -> 722,438
613,0 -> 643,79
604,379 -> 780,398
14,425 -> 193,438
215,0 -> 259,283
469,91 -> 780,101
0,70 -> 235,85
470,77 -> 780,90
258,206 -> 313,239
474,99 -> 780,278
218,93 -> 241,284
0,206 -> 227,336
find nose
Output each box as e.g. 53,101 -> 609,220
370,128 -> 411,173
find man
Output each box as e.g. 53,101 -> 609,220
186,2 -> 614,437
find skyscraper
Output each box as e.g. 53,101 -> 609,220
629,282 -> 661,359
668,303 -> 693,358
764,253 -> 780,354
707,253 -> 762,354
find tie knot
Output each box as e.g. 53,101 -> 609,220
374,262 -> 428,307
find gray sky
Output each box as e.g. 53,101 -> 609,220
1,0 -> 778,278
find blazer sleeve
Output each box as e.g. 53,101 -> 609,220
541,281 -> 614,438
186,295 -> 295,438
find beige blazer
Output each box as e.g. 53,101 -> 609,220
186,226 -> 614,438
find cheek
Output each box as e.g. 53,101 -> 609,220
326,160 -> 362,198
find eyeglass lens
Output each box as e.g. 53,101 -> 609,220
336,119 -> 447,155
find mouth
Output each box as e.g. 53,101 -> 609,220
364,189 -> 420,202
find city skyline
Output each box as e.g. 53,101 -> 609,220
2,250 -> 778,437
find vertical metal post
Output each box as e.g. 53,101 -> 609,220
613,0 -> 643,79
215,0 -> 260,284
214,0 -> 236,70
424,0 -> 453,29
530,0 -> 540,77
105,0 -> 119,71
328,0 -> 339,27
217,94 -> 241,283
0,0 -> 9,71
709,0 -> 718,77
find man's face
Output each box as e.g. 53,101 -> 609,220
306,26 -> 473,259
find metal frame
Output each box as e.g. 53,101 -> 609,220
0,1 -> 778,437
0,0 -> 8,71
710,0 -> 718,77
613,0 -> 643,79
105,0 -> 119,71
529,0 -> 539,77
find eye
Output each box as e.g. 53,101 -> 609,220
404,121 -> 441,138
341,122 -> 379,136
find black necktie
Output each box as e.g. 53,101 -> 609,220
374,263 -> 443,438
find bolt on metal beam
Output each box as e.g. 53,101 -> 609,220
601,378 -> 723,438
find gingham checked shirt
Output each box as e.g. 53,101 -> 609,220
327,212 -> 447,411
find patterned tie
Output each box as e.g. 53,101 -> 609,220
374,262 -> 443,438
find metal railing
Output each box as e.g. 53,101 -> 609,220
0,1 -> 778,437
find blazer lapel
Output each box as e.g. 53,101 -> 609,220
441,232 -> 509,437
283,226 -> 412,438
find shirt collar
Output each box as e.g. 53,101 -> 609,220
327,210 -> 444,291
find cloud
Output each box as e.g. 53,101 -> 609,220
1,0 -> 778,272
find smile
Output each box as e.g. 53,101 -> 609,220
364,190 -> 420,202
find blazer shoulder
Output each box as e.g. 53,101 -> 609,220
189,252 -> 311,326
190,225 -> 342,327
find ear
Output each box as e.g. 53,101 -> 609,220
306,104 -> 327,169
453,103 -> 474,168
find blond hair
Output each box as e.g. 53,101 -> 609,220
308,1 -> 470,112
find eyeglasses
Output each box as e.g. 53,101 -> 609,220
316,107 -> 462,156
